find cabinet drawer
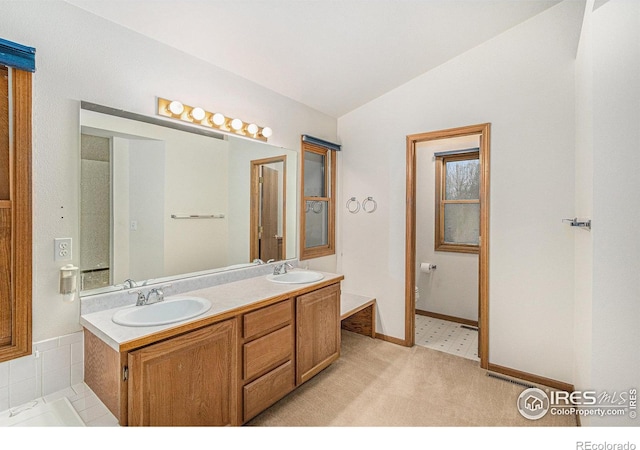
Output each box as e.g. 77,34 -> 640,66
243,360 -> 294,422
243,324 -> 292,380
243,299 -> 292,340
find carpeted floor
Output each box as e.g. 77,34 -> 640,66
247,330 -> 577,427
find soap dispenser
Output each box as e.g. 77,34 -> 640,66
59,264 -> 79,303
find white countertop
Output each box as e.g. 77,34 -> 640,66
80,270 -> 343,352
340,292 -> 376,318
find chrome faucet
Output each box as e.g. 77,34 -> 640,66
123,279 -> 137,289
133,290 -> 146,306
273,262 -> 294,275
146,287 -> 165,305
131,285 -> 171,306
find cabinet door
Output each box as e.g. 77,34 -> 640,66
128,319 -> 238,426
296,283 -> 340,385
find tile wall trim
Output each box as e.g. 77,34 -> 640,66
0,331 -> 84,411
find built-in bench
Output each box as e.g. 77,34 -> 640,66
340,293 -> 376,338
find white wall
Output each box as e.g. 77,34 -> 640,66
0,0 -> 336,342
415,137 -> 479,321
573,0 -> 595,423
128,140 -> 165,280
111,137 -> 131,284
162,133 -> 228,277
588,0 -> 639,426
337,0 -> 584,383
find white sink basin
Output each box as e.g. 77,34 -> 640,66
266,271 -> 324,284
112,296 -> 212,327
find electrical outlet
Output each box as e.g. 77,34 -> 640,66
54,238 -> 72,261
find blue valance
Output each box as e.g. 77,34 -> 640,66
0,37 -> 36,72
302,135 -> 341,151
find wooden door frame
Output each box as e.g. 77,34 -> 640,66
405,123 -> 490,369
250,155 -> 287,262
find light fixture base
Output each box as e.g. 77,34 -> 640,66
157,97 -> 269,141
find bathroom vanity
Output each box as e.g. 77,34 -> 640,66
81,271 -> 343,426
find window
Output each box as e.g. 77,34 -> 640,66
300,140 -> 336,260
435,151 -> 480,254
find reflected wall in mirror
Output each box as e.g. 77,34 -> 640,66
79,104 -> 297,295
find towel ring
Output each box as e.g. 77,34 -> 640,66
346,197 -> 360,213
362,196 -> 377,213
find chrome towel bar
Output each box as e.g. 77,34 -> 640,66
171,214 -> 225,219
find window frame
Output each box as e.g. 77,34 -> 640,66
299,140 -> 336,260
434,151 -> 480,254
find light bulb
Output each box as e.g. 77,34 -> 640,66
191,107 -> 206,121
231,118 -> 243,131
247,123 -> 258,135
167,100 -> 184,115
211,113 -> 226,126
261,127 -> 273,138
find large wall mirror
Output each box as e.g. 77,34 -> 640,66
79,103 -> 297,296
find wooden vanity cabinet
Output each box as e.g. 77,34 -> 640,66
84,318 -> 238,426
241,298 -> 295,423
83,279 -> 343,426
128,318 -> 238,426
296,283 -> 341,385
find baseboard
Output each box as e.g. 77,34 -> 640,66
374,332 -> 408,347
487,363 -> 574,393
415,309 -> 478,328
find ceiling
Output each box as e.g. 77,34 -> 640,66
65,0 -> 563,118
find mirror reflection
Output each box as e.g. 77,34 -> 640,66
79,105 -> 297,295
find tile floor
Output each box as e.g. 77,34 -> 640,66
414,314 -> 479,361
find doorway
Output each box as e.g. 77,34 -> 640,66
250,156 -> 287,262
405,123 -> 490,369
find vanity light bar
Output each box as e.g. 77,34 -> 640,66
157,97 -> 272,142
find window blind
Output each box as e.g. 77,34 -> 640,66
433,147 -> 479,158
302,135 -> 341,151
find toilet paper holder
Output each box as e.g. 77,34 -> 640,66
563,217 -> 591,230
420,263 -> 437,272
